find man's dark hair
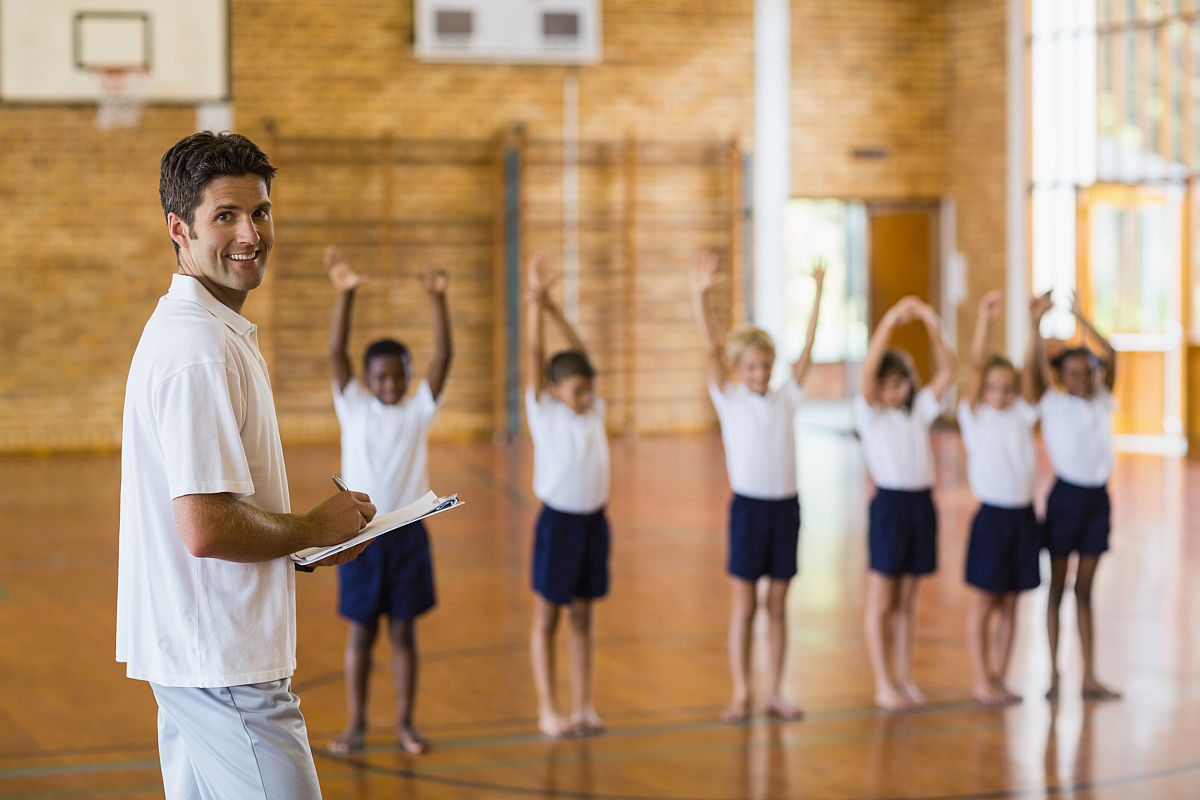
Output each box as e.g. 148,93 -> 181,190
547,350 -> 596,384
159,131 -> 277,255
364,339 -> 411,374
877,348 -> 919,412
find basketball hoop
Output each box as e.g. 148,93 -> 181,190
91,67 -> 149,130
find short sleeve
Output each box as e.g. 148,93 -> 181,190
413,380 -> 439,424
331,379 -> 370,424
1094,387 -> 1115,412
913,387 -> 941,426
780,380 -> 806,411
708,382 -> 730,419
1013,398 -> 1040,427
852,394 -> 876,433
153,362 -> 254,500
525,386 -> 544,436
956,400 -> 976,444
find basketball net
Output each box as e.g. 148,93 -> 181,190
92,67 -> 149,130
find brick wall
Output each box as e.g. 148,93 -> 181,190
0,0 -> 1009,452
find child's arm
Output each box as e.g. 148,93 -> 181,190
688,250 -> 729,389
791,259 -> 827,388
525,254 -> 552,398
418,267 -> 453,400
325,245 -> 367,392
1028,291 -> 1059,396
1071,292 -> 1117,392
1024,291 -> 1054,402
914,300 -> 957,401
966,291 -> 1002,410
860,296 -> 919,404
540,291 -> 588,362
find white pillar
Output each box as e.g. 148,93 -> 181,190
1005,0 -> 1028,361
753,0 -> 790,360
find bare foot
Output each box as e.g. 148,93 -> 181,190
719,698 -> 751,724
874,687 -> 912,713
1082,679 -> 1122,701
538,709 -> 574,738
972,682 -> 1010,707
899,682 -> 927,709
570,708 -> 605,736
1046,673 -> 1060,701
764,697 -> 804,721
396,725 -> 430,755
328,726 -> 366,755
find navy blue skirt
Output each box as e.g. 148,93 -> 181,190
727,494 -> 801,581
965,504 -> 1041,594
337,520 -> 436,624
532,505 -> 610,605
868,488 -> 938,577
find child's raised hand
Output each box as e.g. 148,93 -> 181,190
1029,290 -> 1053,320
689,250 -> 724,296
979,290 -> 1003,320
324,245 -> 367,293
1068,290 -> 1084,319
526,252 -> 559,304
417,266 -> 449,296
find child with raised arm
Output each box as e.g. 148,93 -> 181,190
525,254 -> 610,738
1029,291 -> 1121,701
325,245 -> 453,755
856,296 -> 956,711
689,250 -> 825,724
958,291 -> 1042,706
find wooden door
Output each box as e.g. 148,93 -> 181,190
867,203 -> 939,382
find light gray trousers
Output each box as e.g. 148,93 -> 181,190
150,678 -> 322,800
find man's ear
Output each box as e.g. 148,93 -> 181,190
166,213 -> 192,254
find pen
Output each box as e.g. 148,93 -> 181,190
332,475 -> 349,491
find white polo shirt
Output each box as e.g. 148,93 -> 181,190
854,388 -> 943,491
1040,388 -> 1114,487
526,387 -> 610,515
708,381 -> 803,500
958,399 -> 1039,508
333,379 -> 439,514
116,274 -> 296,688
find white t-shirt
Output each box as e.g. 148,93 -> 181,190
957,399 -> 1039,508
708,381 -> 804,500
526,387 -> 610,514
117,274 -> 296,688
1039,388 -> 1114,487
333,379 -> 439,514
854,387 -> 943,491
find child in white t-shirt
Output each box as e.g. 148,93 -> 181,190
324,246 -> 453,755
689,250 -> 826,724
1029,291 -> 1121,701
855,296 -> 956,711
958,291 -> 1042,706
525,254 -> 610,739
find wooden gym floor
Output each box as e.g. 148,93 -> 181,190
2,419 -> 1200,799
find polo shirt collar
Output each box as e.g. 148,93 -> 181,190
167,273 -> 256,336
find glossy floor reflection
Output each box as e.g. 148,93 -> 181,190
2,425 -> 1199,798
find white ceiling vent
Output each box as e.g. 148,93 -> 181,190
414,0 -> 601,64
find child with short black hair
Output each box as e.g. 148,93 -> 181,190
525,254 -> 610,738
1029,291 -> 1121,701
856,296 -> 956,711
325,245 -> 453,754
689,250 -> 825,723
959,291 -> 1042,706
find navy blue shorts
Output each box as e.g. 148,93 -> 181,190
727,494 -> 801,581
337,520 -> 436,625
868,488 -> 938,577
1044,478 -> 1110,557
532,505 -> 610,605
965,504 -> 1042,594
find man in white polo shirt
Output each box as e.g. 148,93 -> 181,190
117,131 -> 376,800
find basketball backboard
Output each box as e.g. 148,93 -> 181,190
0,0 -> 229,104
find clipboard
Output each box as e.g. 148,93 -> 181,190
291,490 -> 463,568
